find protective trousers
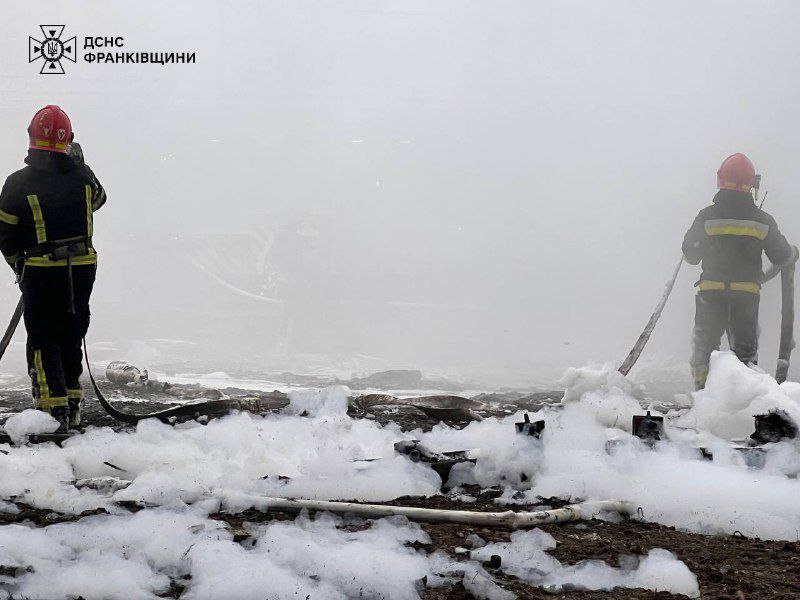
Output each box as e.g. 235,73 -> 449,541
690,290 -> 759,389
20,264 -> 95,410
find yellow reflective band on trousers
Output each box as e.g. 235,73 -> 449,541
33,350 -> 67,409
85,185 -> 93,237
0,210 -> 19,225
67,388 -> 83,400
25,249 -> 97,267
692,367 -> 709,390
27,195 -> 47,243
38,396 -> 68,410
697,280 -> 760,295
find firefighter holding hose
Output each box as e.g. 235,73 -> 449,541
0,106 -> 106,431
682,154 -> 797,390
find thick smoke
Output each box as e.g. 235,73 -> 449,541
1,1 -> 799,385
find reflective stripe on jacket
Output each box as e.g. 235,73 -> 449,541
682,189 -> 791,289
0,150 -> 105,268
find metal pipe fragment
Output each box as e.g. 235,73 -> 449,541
251,498 -> 633,530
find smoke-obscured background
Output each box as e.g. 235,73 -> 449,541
1,1 -> 799,386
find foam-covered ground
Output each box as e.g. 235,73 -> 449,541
1,351 -> 799,598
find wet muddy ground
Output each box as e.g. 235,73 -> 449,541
1,383 -> 797,599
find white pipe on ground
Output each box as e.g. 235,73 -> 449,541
251,498 -> 633,529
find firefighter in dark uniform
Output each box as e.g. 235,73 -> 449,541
683,153 -> 797,389
0,106 -> 106,431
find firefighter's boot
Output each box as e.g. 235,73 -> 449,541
67,389 -> 82,428
50,406 -> 70,433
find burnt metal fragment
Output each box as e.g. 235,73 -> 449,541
750,410 -> 799,445
515,413 -> 545,438
393,439 -> 474,486
356,394 -> 486,422
632,411 -> 664,442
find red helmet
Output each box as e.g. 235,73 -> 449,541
717,153 -> 756,192
28,105 -> 73,154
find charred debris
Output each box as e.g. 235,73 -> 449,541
2,363 -> 797,489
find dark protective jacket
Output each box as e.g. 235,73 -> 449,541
682,189 -> 792,291
0,149 -> 106,268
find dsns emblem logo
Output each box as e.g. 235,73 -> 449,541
29,25 -> 76,74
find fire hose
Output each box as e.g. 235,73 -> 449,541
247,498 -> 632,529
0,297 -> 23,363
619,254 -> 796,381
763,257 -> 796,384
68,484 -> 631,530
618,258 -> 683,376
81,339 -> 289,423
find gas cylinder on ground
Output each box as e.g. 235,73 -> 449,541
105,361 -> 149,385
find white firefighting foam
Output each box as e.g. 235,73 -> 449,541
3,409 -> 60,444
677,351 -> 800,439
1,351 -> 799,597
470,528 -> 699,597
419,352 -> 800,540
0,507 -> 696,600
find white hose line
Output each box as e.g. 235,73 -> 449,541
251,498 -> 633,530
71,476 -> 632,529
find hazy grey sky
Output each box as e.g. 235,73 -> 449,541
1,1 -> 799,385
